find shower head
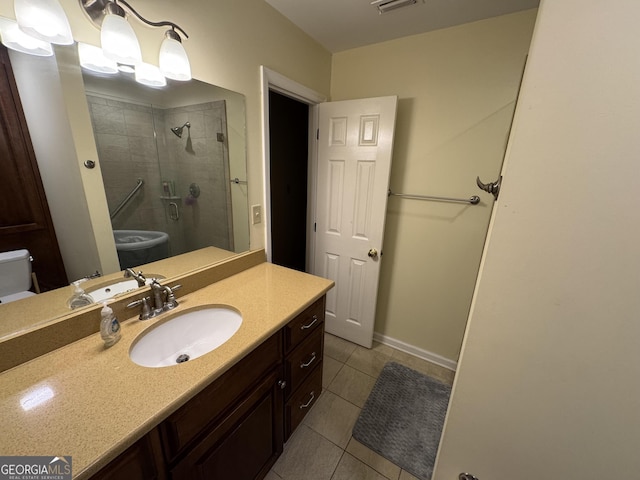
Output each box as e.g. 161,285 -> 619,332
171,122 -> 191,138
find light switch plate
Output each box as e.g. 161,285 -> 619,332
252,204 -> 262,224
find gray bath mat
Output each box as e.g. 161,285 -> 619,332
352,362 -> 451,480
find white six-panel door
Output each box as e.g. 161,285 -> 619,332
314,96 -> 397,348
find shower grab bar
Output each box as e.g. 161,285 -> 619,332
110,178 -> 144,219
388,189 -> 480,205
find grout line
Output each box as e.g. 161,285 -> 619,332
328,450 -> 346,480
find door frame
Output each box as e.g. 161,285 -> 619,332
260,67 -> 326,269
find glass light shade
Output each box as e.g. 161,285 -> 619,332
100,13 -> 141,66
117,64 -> 135,73
13,0 -> 73,45
0,17 -> 52,56
159,36 -> 191,81
78,42 -> 117,74
135,62 -> 166,87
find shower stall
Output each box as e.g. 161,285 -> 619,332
85,91 -> 234,268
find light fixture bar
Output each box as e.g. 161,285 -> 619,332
79,0 -> 187,39
371,0 -> 418,14
116,0 -> 188,39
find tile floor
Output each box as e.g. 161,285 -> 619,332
267,333 -> 456,480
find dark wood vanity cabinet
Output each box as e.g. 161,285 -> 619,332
90,295 -> 325,480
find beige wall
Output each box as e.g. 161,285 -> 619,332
331,10 -> 537,362
435,0 -> 640,477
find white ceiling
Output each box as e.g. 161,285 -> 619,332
265,0 -> 539,53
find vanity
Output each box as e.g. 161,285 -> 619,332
0,251 -> 333,480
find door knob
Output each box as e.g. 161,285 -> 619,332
476,175 -> 501,201
368,248 -> 378,259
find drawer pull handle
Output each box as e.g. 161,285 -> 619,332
299,391 -> 315,409
278,380 -> 287,390
300,352 -> 317,369
300,315 -> 318,330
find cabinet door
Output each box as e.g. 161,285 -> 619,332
172,369 -> 284,480
90,429 -> 166,480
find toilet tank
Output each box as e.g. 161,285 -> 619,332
0,249 -> 32,297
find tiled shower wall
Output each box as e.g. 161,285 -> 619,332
86,94 -> 232,257
159,101 -> 233,253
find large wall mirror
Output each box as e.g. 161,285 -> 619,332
0,45 -> 249,339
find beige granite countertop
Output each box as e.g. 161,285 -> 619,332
0,262 -> 333,479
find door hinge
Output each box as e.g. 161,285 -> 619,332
314,222 -> 317,232
316,129 -> 319,140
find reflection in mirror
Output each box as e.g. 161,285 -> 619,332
82,70 -> 249,268
0,45 -> 250,339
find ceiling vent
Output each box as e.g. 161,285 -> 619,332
371,0 -> 418,14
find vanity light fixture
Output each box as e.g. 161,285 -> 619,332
80,0 -> 191,82
14,0 -> 73,45
0,0 -> 72,56
159,29 -> 191,81
77,41 -> 118,74
371,0 -> 418,14
99,0 -> 141,66
0,16 -> 53,56
135,62 -> 167,87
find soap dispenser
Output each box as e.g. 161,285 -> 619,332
100,302 -> 121,347
67,280 -> 93,309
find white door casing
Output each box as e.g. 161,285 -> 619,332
314,96 -> 397,348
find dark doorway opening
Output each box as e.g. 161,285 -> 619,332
268,91 -> 309,272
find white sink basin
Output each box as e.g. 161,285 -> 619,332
129,306 -> 243,368
87,276 -> 163,303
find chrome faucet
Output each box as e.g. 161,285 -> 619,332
127,279 -> 182,320
124,268 -> 147,287
151,279 -> 182,311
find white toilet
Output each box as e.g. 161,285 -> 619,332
0,249 -> 37,304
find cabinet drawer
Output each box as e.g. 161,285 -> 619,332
284,325 -> 323,398
284,363 -> 322,440
160,331 -> 282,461
284,296 -> 325,353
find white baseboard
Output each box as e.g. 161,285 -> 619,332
373,332 -> 458,372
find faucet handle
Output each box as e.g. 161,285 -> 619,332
164,284 -> 182,310
124,268 -> 147,287
127,296 -> 153,320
